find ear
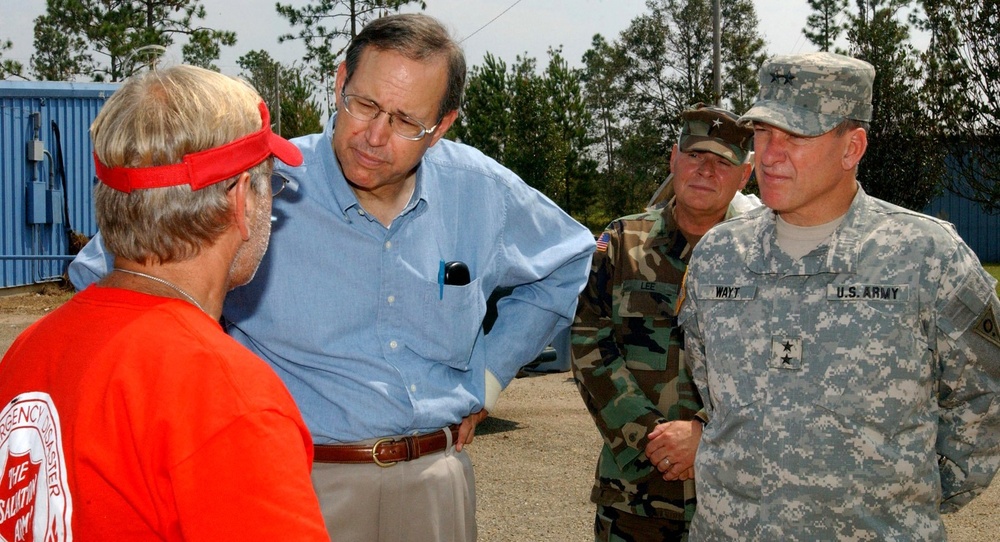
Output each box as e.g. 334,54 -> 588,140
335,62 -> 348,108
738,161 -> 753,190
842,127 -> 868,171
669,144 -> 679,171
426,109 -> 459,148
228,172 -> 253,241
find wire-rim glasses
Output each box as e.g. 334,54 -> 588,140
340,89 -> 439,141
226,174 -> 288,198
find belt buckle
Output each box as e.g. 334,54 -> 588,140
371,437 -> 397,468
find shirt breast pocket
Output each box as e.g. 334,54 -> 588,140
698,286 -> 762,409
619,281 -> 679,319
402,277 -> 486,371
816,284 -> 929,432
619,283 -> 679,371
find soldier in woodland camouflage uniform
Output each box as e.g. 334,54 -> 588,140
571,104 -> 755,541
680,51 -> 1000,541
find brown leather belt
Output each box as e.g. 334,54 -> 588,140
313,425 -> 460,467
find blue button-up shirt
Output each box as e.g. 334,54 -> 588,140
223,116 -> 595,443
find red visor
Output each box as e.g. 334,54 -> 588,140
94,101 -> 302,193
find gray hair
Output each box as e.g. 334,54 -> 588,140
92,64 -> 271,265
343,13 -> 466,120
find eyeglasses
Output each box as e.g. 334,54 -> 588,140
340,89 -> 439,141
226,174 -> 288,197
270,175 -> 288,198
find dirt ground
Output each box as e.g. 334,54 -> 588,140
0,285 -> 74,349
1,289 -> 997,541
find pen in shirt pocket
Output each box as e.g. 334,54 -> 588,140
438,260 -> 445,300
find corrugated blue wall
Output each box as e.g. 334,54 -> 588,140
1,81 -> 119,289
923,190 -> 1000,263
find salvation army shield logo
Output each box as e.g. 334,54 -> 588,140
0,393 -> 72,542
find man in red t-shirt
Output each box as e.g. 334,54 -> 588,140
0,65 -> 329,540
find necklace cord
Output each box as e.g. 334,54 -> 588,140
113,267 -> 207,314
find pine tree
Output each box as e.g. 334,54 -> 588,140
847,0 -> 945,210
1,38 -> 25,79
275,0 -> 426,114
31,0 -> 235,82
918,0 -> 1000,212
803,0 -> 849,51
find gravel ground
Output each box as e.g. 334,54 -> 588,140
1,289 -> 997,541
477,373 -> 1000,542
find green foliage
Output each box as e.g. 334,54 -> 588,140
544,48 -> 600,215
31,0 -> 235,82
503,55 -> 563,195
238,50 -> 324,139
276,67 -> 325,138
1,38 -> 25,79
803,0 -> 849,51
720,0 -> 768,113
619,0 -> 712,138
579,35 -> 629,227
847,0 -> 945,211
452,50 -> 596,217
985,264 -> 1000,295
275,0 -> 425,114
605,118 -> 671,219
917,0 -> 1000,212
31,9 -> 92,81
452,54 -> 510,161
569,0 -> 765,222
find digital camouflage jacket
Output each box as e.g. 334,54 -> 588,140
680,187 -> 1000,540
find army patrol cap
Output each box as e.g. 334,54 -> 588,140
679,103 -> 753,165
739,52 -> 875,137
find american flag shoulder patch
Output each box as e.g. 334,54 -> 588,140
596,232 -> 610,253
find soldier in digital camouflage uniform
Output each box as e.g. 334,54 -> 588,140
680,51 -> 1000,541
571,104 -> 755,541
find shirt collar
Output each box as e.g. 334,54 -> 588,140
643,199 -> 694,261
324,113 -> 430,220
744,183 -> 867,274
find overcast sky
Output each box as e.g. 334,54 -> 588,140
2,0 -> 849,78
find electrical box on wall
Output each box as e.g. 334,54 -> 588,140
2,80 -> 120,289
26,139 -> 45,162
26,181 -> 49,224
48,189 -> 64,225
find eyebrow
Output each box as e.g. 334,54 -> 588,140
355,90 -> 428,125
394,109 -> 424,124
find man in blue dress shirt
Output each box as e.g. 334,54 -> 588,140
70,13 -> 595,542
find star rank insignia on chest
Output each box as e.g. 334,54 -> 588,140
770,336 -> 802,370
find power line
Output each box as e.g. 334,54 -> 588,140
458,0 -> 526,44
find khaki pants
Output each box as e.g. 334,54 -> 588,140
311,429 -> 477,542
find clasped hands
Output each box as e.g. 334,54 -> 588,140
644,419 -> 702,481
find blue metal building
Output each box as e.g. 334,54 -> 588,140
1,81 -> 118,290
923,189 -> 1000,264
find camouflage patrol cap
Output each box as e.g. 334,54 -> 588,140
739,52 -> 875,137
679,103 -> 753,165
